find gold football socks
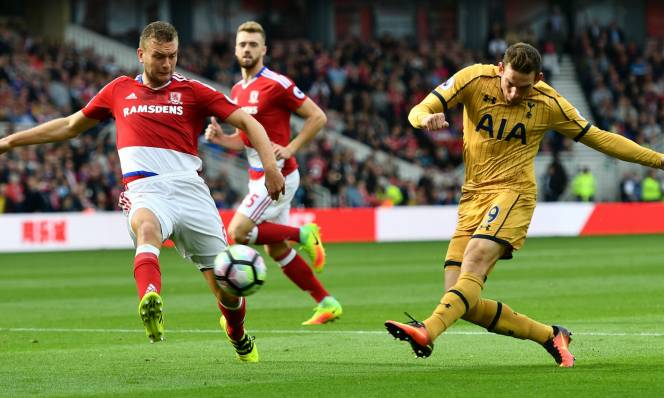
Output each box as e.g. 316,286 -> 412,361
464,298 -> 553,343
423,272 -> 484,340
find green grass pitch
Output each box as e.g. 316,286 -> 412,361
1,235 -> 663,397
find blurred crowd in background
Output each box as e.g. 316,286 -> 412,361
0,17 -> 663,214
576,20 -> 664,147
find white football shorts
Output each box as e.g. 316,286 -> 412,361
119,171 -> 227,270
236,170 -> 299,225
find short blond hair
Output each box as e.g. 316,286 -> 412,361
140,21 -> 178,49
237,21 -> 266,42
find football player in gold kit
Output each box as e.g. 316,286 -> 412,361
385,43 -> 664,367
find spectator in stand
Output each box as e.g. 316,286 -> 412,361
642,114 -> 662,145
572,166 -> 596,202
487,23 -> 507,63
546,5 -> 567,57
340,174 -> 366,207
591,79 -> 613,109
383,181 -> 404,206
541,40 -> 560,79
207,174 -> 239,209
619,171 -> 640,202
439,186 -> 459,205
542,155 -> 569,202
641,170 -> 662,202
293,174 -> 316,208
0,182 -> 12,212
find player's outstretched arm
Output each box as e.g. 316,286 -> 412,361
0,111 -> 98,155
408,94 -> 449,131
579,127 -> 664,170
224,109 -> 285,199
276,98 -> 327,160
204,116 -> 245,150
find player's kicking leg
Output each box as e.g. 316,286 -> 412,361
443,263 -> 575,367
444,261 -> 575,367
464,297 -> 576,367
202,269 -> 258,362
219,313 -> 258,362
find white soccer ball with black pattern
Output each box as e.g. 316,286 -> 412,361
213,245 -> 266,296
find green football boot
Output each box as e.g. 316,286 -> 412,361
138,291 -> 164,343
219,316 -> 259,363
299,223 -> 326,272
302,296 -> 343,325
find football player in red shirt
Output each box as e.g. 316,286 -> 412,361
0,21 -> 283,362
205,21 -> 342,325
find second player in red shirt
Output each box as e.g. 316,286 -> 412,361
206,21 -> 342,325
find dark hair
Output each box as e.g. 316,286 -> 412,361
140,21 -> 178,49
503,42 -> 542,74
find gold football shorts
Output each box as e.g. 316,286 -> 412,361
445,190 -> 536,264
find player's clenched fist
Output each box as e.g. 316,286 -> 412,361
205,116 -> 222,143
421,113 -> 449,131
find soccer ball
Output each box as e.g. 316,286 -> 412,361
213,245 -> 266,296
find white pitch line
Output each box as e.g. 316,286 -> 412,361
0,327 -> 662,337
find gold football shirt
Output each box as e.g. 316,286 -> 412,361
409,64 -> 662,194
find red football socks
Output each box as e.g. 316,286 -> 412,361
218,298 -> 246,341
254,222 -> 301,244
277,249 -> 329,302
133,252 -> 161,298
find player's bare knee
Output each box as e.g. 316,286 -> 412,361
467,239 -> 503,260
135,220 -> 161,242
461,259 -> 491,277
461,248 -> 496,277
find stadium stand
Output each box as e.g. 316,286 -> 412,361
575,20 -> 664,199
1,16 -> 662,213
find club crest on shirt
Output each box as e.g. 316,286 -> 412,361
169,92 -> 183,105
249,90 -> 260,104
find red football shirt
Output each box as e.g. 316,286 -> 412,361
231,67 -> 307,176
82,72 -> 239,181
